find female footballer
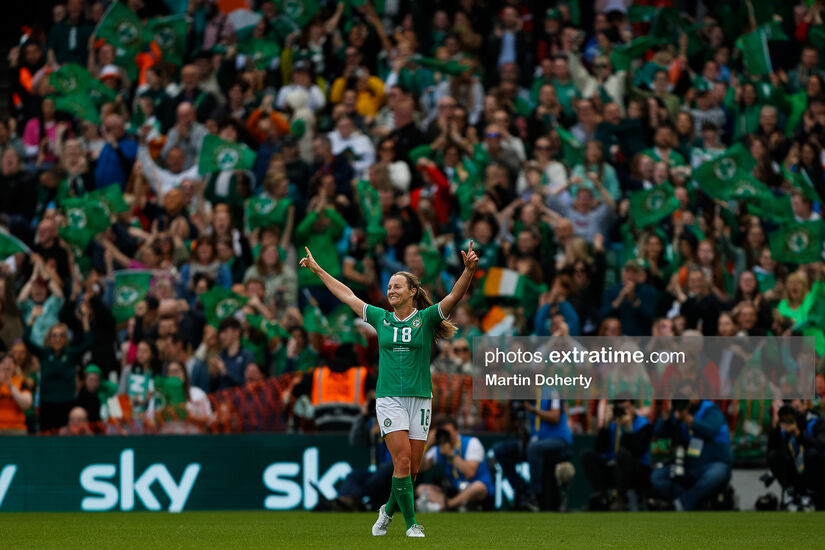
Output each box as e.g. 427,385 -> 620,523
300,241 -> 479,538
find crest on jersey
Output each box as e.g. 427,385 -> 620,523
384,418 -> 392,427
411,318 -> 421,328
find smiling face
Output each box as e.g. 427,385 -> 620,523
387,274 -> 416,310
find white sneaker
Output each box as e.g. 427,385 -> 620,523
371,504 -> 393,536
406,524 -> 425,538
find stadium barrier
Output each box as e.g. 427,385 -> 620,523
0,433 -> 599,512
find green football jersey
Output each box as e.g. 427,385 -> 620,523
363,303 -> 445,398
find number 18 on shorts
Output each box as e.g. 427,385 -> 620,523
376,396 -> 432,441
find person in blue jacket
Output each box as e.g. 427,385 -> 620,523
650,398 -> 732,511
416,417 -> 494,511
582,398 -> 652,511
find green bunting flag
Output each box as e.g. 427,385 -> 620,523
556,126 -> 583,168
736,29 -> 772,77
769,221 -> 823,264
54,94 -> 102,125
246,196 -> 292,230
49,63 -> 117,106
200,286 -> 248,327
90,184 -> 129,215
94,1 -> 143,78
60,196 -> 112,248
629,184 -> 680,228
113,270 -> 154,323
199,134 -> 257,174
239,38 -> 281,70
246,314 -> 290,341
144,14 -> 189,65
0,231 -> 30,260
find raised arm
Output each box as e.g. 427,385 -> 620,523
299,247 -> 366,318
439,240 -> 479,317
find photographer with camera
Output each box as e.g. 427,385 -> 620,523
493,393 -> 574,511
415,417 -> 494,512
581,398 -> 652,511
766,400 -> 825,510
650,398 -> 732,511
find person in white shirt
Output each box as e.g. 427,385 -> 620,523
328,116 -> 375,179
138,142 -> 199,201
276,61 -> 326,113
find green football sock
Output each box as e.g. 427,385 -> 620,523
392,475 -> 417,529
384,489 -> 398,517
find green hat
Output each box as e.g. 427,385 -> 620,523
84,364 -> 103,376
623,258 -> 648,271
546,7 -> 562,20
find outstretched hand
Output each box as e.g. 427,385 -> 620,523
299,247 -> 320,274
461,240 -> 479,272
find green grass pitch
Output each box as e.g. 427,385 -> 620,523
0,511 -> 821,549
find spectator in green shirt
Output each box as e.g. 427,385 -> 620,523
295,193 -> 347,312
46,0 -> 93,66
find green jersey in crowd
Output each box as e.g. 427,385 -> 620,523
363,303 -> 445,398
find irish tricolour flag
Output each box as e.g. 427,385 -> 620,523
216,0 -> 262,39
483,268 -> 523,297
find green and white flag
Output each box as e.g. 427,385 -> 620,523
239,38 -> 281,71
609,36 -> 664,71
60,196 -> 112,248
783,167 -> 820,203
556,126 -> 583,168
246,314 -> 290,341
54,94 -> 102,125
144,14 -> 189,65
113,270 -> 154,323
769,221 -> 822,264
693,147 -> 757,200
748,194 -> 793,223
0,231 -> 30,260
277,0 -> 321,29
198,134 -> 257,174
90,184 -> 129,215
94,1 -> 143,77
49,63 -> 117,105
200,286 -> 248,327
736,29 -> 772,77
629,184 -> 680,228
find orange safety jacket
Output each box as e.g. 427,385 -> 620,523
311,366 -> 367,407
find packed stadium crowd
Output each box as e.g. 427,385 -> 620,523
0,0 -> 825,512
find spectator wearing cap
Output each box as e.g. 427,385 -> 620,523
600,259 -> 659,336
0,352 -> 32,435
211,317 -> 254,390
277,60 -> 326,113
75,364 -> 117,424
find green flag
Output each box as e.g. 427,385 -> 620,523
610,37 -> 664,71
413,55 -> 470,77
326,304 -> 367,345
419,234 -> 444,286
736,29 -> 772,77
693,148 -> 757,200
60,196 -> 112,248
783,167 -> 820,203
748,194 -> 793,223
556,126 -> 583,167
246,195 -> 292,230
277,0 -> 321,29
113,270 -> 153,323
144,14 -> 189,66
90,184 -> 129,215
239,38 -> 281,71
0,231 -> 30,260
200,286 -> 248,327
628,5 -> 657,22
246,314 -> 290,341
198,134 -> 257,174
770,221 -> 822,264
94,1 -> 143,77
49,63 -> 116,106
152,376 -> 188,422
629,184 -> 680,228
54,94 -> 102,125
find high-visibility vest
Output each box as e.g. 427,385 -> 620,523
311,366 -> 367,407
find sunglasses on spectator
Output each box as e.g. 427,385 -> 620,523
486,132 -> 502,139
